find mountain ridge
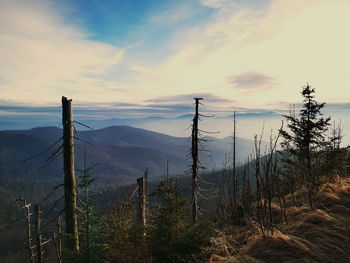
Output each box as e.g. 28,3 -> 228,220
0,125 -> 258,184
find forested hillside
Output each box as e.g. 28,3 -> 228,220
0,126 -> 256,183
1,86 -> 349,263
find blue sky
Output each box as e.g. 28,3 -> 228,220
57,0 -> 216,65
1,0 -> 350,143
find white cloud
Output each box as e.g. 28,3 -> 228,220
0,0 -> 124,105
1,0 -> 350,112
148,2 -> 198,25
199,0 -> 242,10
128,0 -> 350,109
228,71 -> 276,90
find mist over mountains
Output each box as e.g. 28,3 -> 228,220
0,125 -> 258,184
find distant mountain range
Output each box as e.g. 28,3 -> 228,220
0,126 -> 259,184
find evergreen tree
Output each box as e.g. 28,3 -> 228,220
148,177 -> 211,263
103,194 -> 147,263
280,84 -> 330,209
76,148 -> 102,263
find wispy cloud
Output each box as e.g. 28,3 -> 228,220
228,71 -> 276,90
146,93 -> 233,104
0,0 -> 124,105
148,2 -> 201,26
129,0 -> 350,109
1,0 -> 350,113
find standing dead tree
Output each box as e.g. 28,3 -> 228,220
34,204 -> 43,263
253,128 -> 264,234
232,110 -> 237,211
16,199 -> 35,263
62,96 -> 79,252
191,97 -> 202,222
252,123 -> 283,234
241,157 -> 252,216
262,124 -> 283,232
137,176 -> 146,229
53,216 -> 63,263
188,97 -> 216,222
144,168 -> 148,216
216,157 -> 232,223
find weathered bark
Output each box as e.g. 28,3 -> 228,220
233,110 -> 237,210
191,98 -> 202,222
20,200 -> 35,263
62,96 -> 79,252
137,176 -> 146,228
34,204 -> 43,263
53,216 -> 62,263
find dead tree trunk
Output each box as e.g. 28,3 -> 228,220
191,97 -> 202,222
254,134 -> 265,235
53,216 -> 62,263
18,199 -> 35,263
62,96 -> 79,252
137,176 -> 146,228
26,202 -> 35,263
144,168 -> 148,226
34,204 -> 43,263
233,110 -> 237,210
241,163 -> 247,206
166,160 -> 169,179
144,168 -> 148,204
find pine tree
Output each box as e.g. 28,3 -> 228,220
103,193 -> 147,263
77,148 -> 102,262
148,177 -> 210,263
280,84 -> 330,209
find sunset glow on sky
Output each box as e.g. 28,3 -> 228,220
1,0 -> 350,142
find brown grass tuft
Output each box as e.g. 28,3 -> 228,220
208,177 -> 350,263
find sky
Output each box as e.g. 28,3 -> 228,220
1,0 -> 350,143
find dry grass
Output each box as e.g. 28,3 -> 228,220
209,177 -> 350,263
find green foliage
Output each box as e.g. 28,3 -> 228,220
103,195 -> 148,263
74,151 -> 103,263
281,85 -> 330,167
77,210 -> 103,263
280,84 -> 332,208
148,178 -> 211,263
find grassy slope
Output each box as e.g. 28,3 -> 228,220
207,177 -> 350,263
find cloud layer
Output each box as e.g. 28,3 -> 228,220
228,71 -> 275,90
0,0 -> 124,104
1,0 -> 350,118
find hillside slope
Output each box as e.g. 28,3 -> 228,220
208,177 -> 350,263
0,126 -> 257,184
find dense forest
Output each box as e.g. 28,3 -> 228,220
1,84 -> 350,263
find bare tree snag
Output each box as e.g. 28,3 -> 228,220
34,204 -> 43,263
144,168 -> 148,202
62,96 -> 79,252
53,216 -> 62,263
233,110 -> 237,210
17,199 -> 35,263
137,176 -> 146,228
191,97 -> 202,222
144,168 -> 148,225
166,160 -> 169,179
